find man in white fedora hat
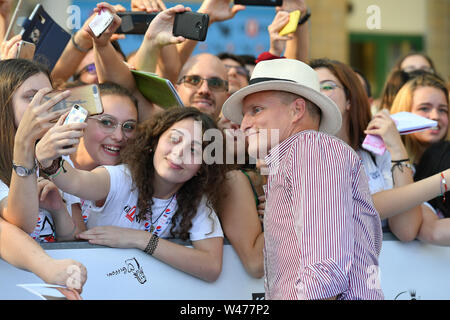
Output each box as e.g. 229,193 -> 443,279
222,58 -> 383,300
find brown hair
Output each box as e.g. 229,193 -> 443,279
120,107 -> 228,240
310,58 -> 372,151
390,73 -> 449,163
0,59 -> 51,187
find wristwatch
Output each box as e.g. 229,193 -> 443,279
12,161 -> 37,177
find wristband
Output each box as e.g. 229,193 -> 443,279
71,34 -> 90,53
38,157 -> 63,176
298,8 -> 311,26
441,172 -> 447,203
144,233 -> 159,256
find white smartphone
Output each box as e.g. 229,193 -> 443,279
88,9 -> 114,37
64,104 -> 88,125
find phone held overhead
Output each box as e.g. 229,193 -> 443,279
173,12 -> 209,42
116,12 -> 158,34
89,8 -> 114,38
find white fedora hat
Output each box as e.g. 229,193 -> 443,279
222,59 -> 342,135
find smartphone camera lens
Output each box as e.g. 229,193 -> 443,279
195,21 -> 202,30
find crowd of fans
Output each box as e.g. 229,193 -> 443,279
0,0 -> 448,299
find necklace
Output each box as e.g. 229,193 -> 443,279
148,194 -> 175,233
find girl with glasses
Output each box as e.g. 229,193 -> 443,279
36,107 -> 228,282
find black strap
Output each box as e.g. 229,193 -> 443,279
249,77 -> 295,85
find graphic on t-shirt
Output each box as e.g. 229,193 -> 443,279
36,215 -> 56,243
124,205 -> 137,222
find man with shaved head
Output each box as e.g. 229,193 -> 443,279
176,53 -> 230,120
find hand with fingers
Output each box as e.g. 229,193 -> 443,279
198,0 -> 246,25
35,112 -> 87,169
83,2 -> 123,48
144,4 -> 190,47
1,34 -> 21,59
41,258 -> 87,295
268,11 -> 293,57
37,177 -> 65,213
76,226 -> 137,248
364,109 -> 407,157
257,195 -> 265,223
15,88 -> 72,146
132,0 -> 167,13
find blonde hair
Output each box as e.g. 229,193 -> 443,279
390,73 -> 449,163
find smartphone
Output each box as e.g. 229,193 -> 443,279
64,104 -> 88,125
89,9 -> 114,37
116,12 -> 158,34
45,84 -> 103,116
173,12 -> 209,41
16,40 -> 36,60
234,0 -> 282,6
279,10 -> 301,36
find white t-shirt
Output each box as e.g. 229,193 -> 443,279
0,179 -> 56,242
81,164 -> 223,241
357,149 -> 393,194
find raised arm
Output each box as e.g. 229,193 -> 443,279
0,0 -> 12,45
87,2 -> 161,121
281,0 -> 310,62
35,115 -> 109,202
132,5 -> 188,75
1,88 -> 70,233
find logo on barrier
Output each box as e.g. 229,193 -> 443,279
394,289 -> 420,300
106,257 -> 147,285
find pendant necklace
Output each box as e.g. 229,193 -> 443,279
149,194 -> 175,233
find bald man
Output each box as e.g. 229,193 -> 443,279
176,53 -> 230,120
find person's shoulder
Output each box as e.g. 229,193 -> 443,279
295,130 -> 358,157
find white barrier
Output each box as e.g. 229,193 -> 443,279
1,236 -> 450,300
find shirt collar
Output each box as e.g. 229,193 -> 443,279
265,130 -> 314,169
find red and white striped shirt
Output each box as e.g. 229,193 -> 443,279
263,130 -> 384,300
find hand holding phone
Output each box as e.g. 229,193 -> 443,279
279,10 -> 300,36
89,8 -> 114,37
45,84 -> 103,116
64,105 -> 88,125
173,12 -> 209,41
16,40 -> 36,59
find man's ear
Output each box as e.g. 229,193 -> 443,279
290,98 -> 307,123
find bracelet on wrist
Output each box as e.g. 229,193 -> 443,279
71,34 -> 91,53
144,233 -> 159,256
298,8 -> 311,26
38,157 -> 62,176
440,172 -> 448,203
391,158 -> 412,174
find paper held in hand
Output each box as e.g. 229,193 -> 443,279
362,112 -> 438,155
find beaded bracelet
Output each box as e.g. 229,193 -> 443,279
144,233 -> 159,256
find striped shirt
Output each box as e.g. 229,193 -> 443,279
263,130 -> 384,300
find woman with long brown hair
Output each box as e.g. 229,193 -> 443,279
0,58 -> 87,292
36,107 -> 228,282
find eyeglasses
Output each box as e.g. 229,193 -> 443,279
320,81 -> 343,92
178,75 -> 229,92
74,63 -> 96,79
89,115 -> 137,138
224,64 -> 249,78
